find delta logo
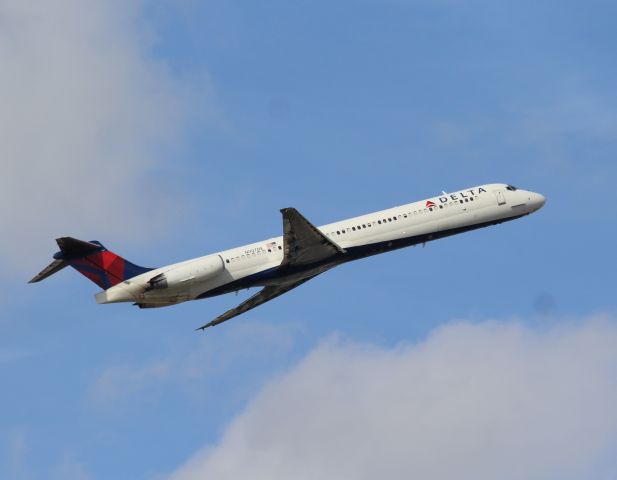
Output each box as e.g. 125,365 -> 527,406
425,187 -> 488,209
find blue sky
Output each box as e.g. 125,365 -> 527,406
2,1 -> 617,478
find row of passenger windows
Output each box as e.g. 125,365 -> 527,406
224,195 -> 479,262
328,196 -> 477,236
225,245 -> 283,264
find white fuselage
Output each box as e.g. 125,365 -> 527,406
96,183 -> 545,306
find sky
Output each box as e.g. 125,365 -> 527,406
1,0 -> 617,478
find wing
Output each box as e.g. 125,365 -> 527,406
196,276 -> 315,331
196,208 -> 343,331
280,207 -> 345,268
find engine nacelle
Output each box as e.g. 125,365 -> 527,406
146,255 -> 225,292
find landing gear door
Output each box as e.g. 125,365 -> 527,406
495,190 -> 506,205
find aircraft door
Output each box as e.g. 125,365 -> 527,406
495,190 -> 506,206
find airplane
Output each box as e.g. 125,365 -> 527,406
29,183 -> 545,331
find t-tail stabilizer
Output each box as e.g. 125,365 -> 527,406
29,237 -> 153,289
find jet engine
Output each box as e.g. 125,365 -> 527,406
145,255 -> 225,292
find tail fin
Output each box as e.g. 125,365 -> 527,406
29,237 -> 153,289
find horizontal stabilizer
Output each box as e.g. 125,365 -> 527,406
28,237 -> 104,283
29,237 -> 153,288
29,259 -> 68,283
56,237 -> 103,258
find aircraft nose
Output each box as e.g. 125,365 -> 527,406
529,192 -> 546,211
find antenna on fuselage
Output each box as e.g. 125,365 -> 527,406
442,190 -> 448,196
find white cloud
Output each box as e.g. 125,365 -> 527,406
0,0 -> 209,277
86,320 -> 303,410
166,315 -> 617,480
180,320 -> 302,381
88,360 -> 170,409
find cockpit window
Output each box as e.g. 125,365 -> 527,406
506,185 -> 518,191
